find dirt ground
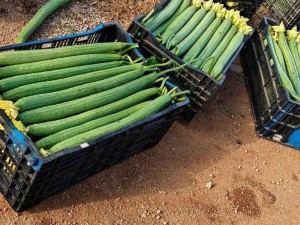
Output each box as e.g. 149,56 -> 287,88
0,1 -> 300,225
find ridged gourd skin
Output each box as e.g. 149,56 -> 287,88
16,0 -> 73,43
277,32 -> 300,96
3,63 -> 143,101
19,73 -> 161,125
35,102 -> 150,150
152,0 -> 191,37
0,54 -> 123,79
174,10 -> 216,56
210,32 -> 245,79
191,18 -> 233,69
201,25 -> 237,73
273,39 -> 287,73
161,5 -> 196,45
28,88 -> 161,136
16,69 -> 149,112
145,0 -> 183,31
0,43 -> 133,66
183,17 -> 222,63
167,8 -> 207,49
288,36 -> 300,81
0,61 -> 124,92
266,29 -> 300,102
49,95 -> 173,154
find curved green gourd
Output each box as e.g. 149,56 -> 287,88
28,88 -> 161,136
48,95 -> 173,154
19,73 -> 162,125
0,54 -> 123,79
173,10 -> 216,56
167,8 -> 207,49
35,102 -> 149,149
192,18 -> 233,69
16,68 -> 153,112
145,0 -> 182,31
210,32 -> 244,79
266,27 -> 300,102
183,16 -> 222,63
0,42 -> 133,65
0,61 -> 124,92
152,0 -> 191,37
3,63 -> 141,101
201,25 -> 237,73
16,0 -> 73,43
160,5 -> 195,44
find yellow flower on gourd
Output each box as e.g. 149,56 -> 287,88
272,22 -> 286,34
225,1 -> 239,7
0,100 -> 27,134
192,0 -> 204,8
286,26 -> 298,41
296,33 -> 300,44
203,0 -> 214,11
11,118 -> 28,134
211,2 -> 224,12
217,8 -> 227,19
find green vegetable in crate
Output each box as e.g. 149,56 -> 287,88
144,0 -> 183,31
16,0 -> 72,43
47,86 -> 189,154
28,88 -> 162,136
183,8 -> 226,63
297,35 -> 300,57
287,27 -> 300,74
0,61 -> 125,92
0,43 -> 137,66
201,17 -> 249,75
192,9 -> 239,68
35,102 -> 151,149
3,64 -> 144,101
272,36 -> 287,73
166,0 -> 210,49
16,66 -> 160,112
271,23 -> 300,96
0,53 -> 126,79
19,72 -> 167,124
266,25 -> 300,102
153,0 -> 191,37
160,5 -> 196,44
209,24 -> 252,80
173,2 -> 222,56
20,64 -> 185,125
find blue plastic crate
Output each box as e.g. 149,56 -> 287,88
0,22 -> 189,212
241,17 -> 300,150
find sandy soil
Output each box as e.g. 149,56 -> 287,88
0,1 -> 299,225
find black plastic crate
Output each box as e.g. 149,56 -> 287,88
265,0 -> 300,29
220,0 -> 264,19
240,17 -> 300,149
128,0 -> 253,121
0,22 -> 189,212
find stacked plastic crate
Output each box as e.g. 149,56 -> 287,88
241,16 -> 300,149
265,0 -> 300,29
